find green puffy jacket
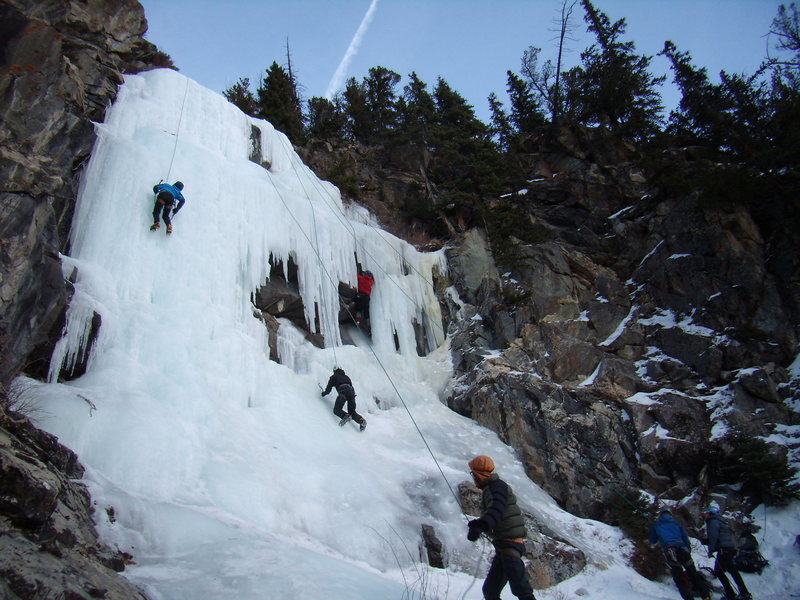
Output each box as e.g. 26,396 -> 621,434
479,473 -> 527,541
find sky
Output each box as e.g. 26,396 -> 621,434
15,66 -> 800,599
138,0 -> 786,123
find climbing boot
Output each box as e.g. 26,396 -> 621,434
150,221 -> 160,231
338,414 -> 352,427
166,223 -> 173,235
359,420 -> 367,432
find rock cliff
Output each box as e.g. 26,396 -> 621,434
298,126 -> 800,533
0,0 -> 163,384
438,129 -> 799,524
1,0 -> 165,596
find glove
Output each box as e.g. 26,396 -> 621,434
320,391 -> 328,397
467,519 -> 487,542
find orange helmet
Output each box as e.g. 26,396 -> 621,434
468,455 -> 495,481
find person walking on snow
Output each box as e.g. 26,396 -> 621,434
466,455 -> 536,600
704,505 -> 752,600
321,367 -> 366,431
649,508 -> 711,600
150,181 -> 185,234
354,269 -> 374,325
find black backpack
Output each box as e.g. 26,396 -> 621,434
734,533 -> 769,574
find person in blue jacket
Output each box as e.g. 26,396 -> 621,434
150,181 -> 185,234
705,505 -> 752,600
649,508 -> 711,600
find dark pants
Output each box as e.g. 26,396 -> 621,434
152,191 -> 175,225
663,546 -> 709,600
333,384 -> 364,423
482,541 -> 536,600
354,292 -> 370,321
714,547 -> 750,599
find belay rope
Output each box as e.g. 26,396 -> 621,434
166,77 -> 190,183
280,158 -> 464,511
268,153 -> 490,589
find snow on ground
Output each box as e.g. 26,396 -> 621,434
15,69 -> 800,599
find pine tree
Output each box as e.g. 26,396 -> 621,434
306,96 -> 346,141
506,71 -> 546,135
713,432 -> 800,506
661,41 -> 773,165
659,42 -> 726,146
256,62 -> 305,144
341,76 -> 371,143
397,72 -> 436,145
566,0 -> 664,138
487,92 -> 512,151
770,3 -> 800,90
428,78 -> 503,232
363,66 -> 401,143
431,77 -> 485,145
223,77 -> 258,116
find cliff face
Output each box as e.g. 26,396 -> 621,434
440,128 -> 799,523
300,127 -> 799,529
0,0 -> 162,597
0,0 -> 160,385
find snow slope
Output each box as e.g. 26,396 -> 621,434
17,69 -> 799,599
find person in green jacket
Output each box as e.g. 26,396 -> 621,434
466,455 -> 536,600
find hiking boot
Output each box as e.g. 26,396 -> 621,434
338,414 -> 352,426
359,420 -> 367,431
166,223 -> 173,234
150,221 -> 160,231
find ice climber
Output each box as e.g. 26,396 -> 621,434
150,181 -> 185,234
649,508 -> 712,600
704,505 -> 752,600
354,268 -> 374,325
466,455 -> 536,600
320,367 -> 367,431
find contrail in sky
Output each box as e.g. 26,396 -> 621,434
325,0 -> 379,99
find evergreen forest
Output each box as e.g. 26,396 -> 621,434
222,1 -> 799,247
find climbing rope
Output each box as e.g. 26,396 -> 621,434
266,166 -> 467,517
166,77 -> 191,182
265,175 -> 339,367
295,164 -> 448,343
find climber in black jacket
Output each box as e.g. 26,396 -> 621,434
467,455 -> 536,600
321,367 -> 366,431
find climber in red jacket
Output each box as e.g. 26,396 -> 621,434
354,269 -> 374,325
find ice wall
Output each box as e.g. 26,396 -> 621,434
18,69 -> 675,599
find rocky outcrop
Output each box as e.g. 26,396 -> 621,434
1,0 -> 166,595
297,139 -> 442,248
0,0 -> 162,385
442,127 -> 800,524
0,399 -> 148,599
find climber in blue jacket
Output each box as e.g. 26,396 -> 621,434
649,509 -> 711,600
150,181 -> 185,234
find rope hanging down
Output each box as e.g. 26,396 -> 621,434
166,77 -> 191,182
267,166 -> 466,517
292,160 -> 448,344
